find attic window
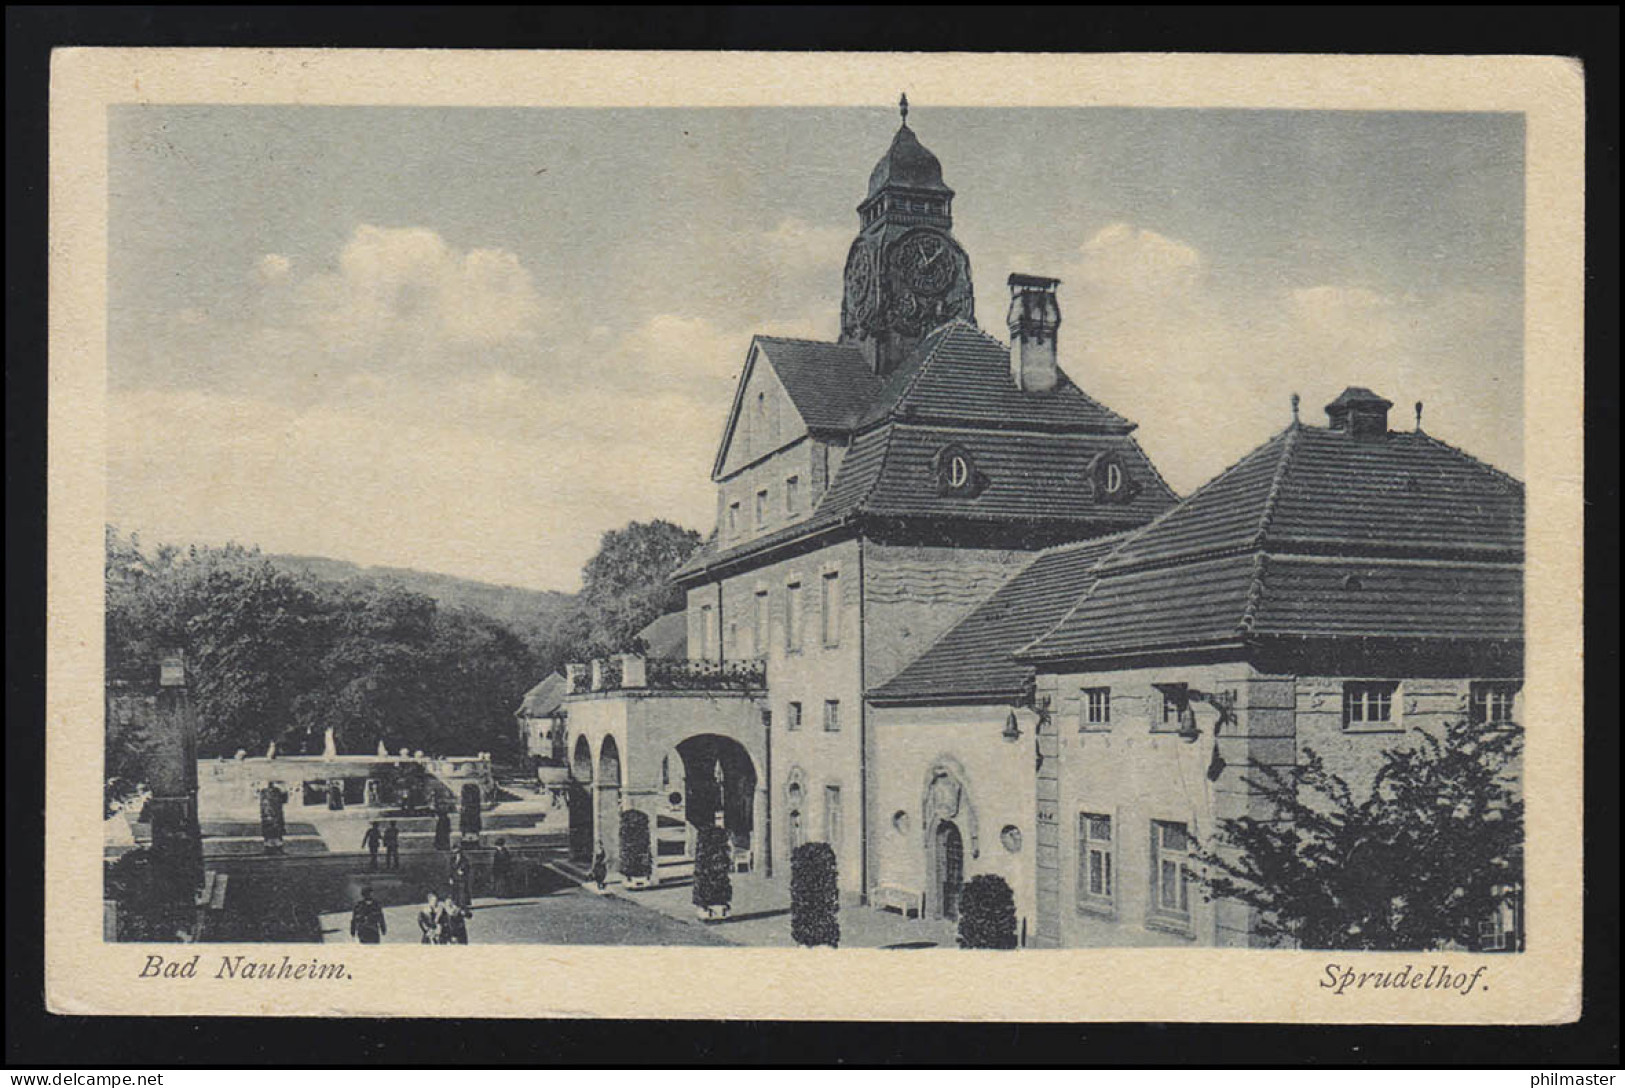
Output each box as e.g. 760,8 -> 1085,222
1342,573 -> 1364,591
934,444 -> 981,497
1090,452 -> 1137,505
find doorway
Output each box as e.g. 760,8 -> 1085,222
934,820 -> 965,920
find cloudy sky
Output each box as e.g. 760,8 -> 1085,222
108,105 -> 1524,591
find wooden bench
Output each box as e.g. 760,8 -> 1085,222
871,884 -> 924,918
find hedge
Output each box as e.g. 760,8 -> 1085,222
619,809 -> 652,880
693,826 -> 733,909
956,873 -> 1018,949
790,841 -> 840,948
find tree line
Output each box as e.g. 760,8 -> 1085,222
105,519 -> 702,778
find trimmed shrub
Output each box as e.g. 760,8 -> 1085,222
790,841 -> 840,948
619,808 -> 653,880
956,873 -> 1018,949
693,826 -> 733,909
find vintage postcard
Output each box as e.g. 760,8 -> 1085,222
47,50 -> 1584,1021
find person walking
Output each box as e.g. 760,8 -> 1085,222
439,899 -> 469,945
382,821 -> 401,871
448,845 -> 473,912
589,841 -> 608,892
417,891 -> 443,944
433,806 -> 452,851
349,886 -> 386,944
491,838 -> 512,898
361,821 -> 383,872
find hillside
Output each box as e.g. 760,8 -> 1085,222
266,554 -> 576,641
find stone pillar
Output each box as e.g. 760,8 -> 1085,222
591,660 -> 606,692
618,653 -> 647,689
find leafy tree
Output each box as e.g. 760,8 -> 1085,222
574,520 -> 702,654
619,809 -> 653,881
957,873 -> 1018,949
790,841 -> 840,948
693,826 -> 733,912
1196,717 -> 1524,951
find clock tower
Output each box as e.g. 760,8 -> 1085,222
840,96 -> 975,378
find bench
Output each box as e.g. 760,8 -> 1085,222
871,884 -> 924,918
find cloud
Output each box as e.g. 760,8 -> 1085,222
297,225 -> 548,351
255,253 -> 292,283
1050,223 -> 1521,494
760,217 -> 851,272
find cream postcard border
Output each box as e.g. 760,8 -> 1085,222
46,50 -> 1585,1022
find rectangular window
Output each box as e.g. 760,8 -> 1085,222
727,502 -> 740,536
823,699 -> 840,733
785,475 -> 800,515
1077,813 -> 1114,910
1150,820 -> 1191,921
824,785 -> 843,851
786,701 -> 802,732
1343,681 -> 1399,728
1156,683 -> 1189,731
785,582 -> 803,651
820,570 -> 841,648
752,591 -> 768,658
1470,681 -> 1520,725
1081,687 -> 1111,729
755,488 -> 769,527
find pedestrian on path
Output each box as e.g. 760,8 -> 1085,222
590,842 -> 608,891
362,821 -> 383,871
417,891 -> 443,944
448,844 -> 473,911
349,886 -> 386,944
383,821 -> 401,870
433,806 -> 452,851
491,839 -> 513,898
439,899 -> 470,945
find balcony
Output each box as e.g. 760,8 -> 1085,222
566,654 -> 766,696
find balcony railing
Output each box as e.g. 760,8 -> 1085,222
566,655 -> 765,695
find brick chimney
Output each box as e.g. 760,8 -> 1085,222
1006,273 -> 1062,394
1324,386 -> 1393,439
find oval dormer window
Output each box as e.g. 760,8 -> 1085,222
1091,452 -> 1135,505
935,444 -> 980,497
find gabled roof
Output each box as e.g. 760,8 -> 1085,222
635,610 -> 688,659
1017,419 -> 1525,666
711,336 -> 883,480
868,532 -> 1129,705
516,673 -> 567,718
858,320 -> 1136,434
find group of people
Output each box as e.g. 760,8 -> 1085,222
350,839 -> 521,944
360,820 -> 402,871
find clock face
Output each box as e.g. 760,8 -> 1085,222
889,229 -> 958,296
843,240 -> 878,319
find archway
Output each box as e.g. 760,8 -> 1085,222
567,735 -> 594,863
597,735 -> 623,869
675,734 -> 758,867
933,821 -> 965,920
785,780 -> 807,855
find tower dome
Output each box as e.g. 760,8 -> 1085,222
867,122 -> 952,198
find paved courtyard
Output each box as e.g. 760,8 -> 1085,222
321,856 -> 963,949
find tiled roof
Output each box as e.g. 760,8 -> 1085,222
516,673 -> 567,718
1018,419 -> 1525,664
673,420 -> 1176,581
755,337 -> 884,433
859,321 -> 1136,434
636,611 -> 689,659
868,533 -> 1130,704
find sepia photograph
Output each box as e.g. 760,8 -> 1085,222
43,49 -> 1586,1024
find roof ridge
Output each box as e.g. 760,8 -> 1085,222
878,323 -> 956,424
1412,430 -> 1526,492
1236,552 -> 1270,637
853,424 -> 901,513
1094,423 -> 1296,572
1251,421 -> 1302,547
755,334 -> 847,348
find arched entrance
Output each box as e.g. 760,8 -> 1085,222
597,735 -> 623,869
675,734 -> 757,867
933,821 -> 965,920
785,780 -> 806,854
567,735 -> 594,863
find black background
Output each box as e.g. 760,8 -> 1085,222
6,4 -> 1618,1069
